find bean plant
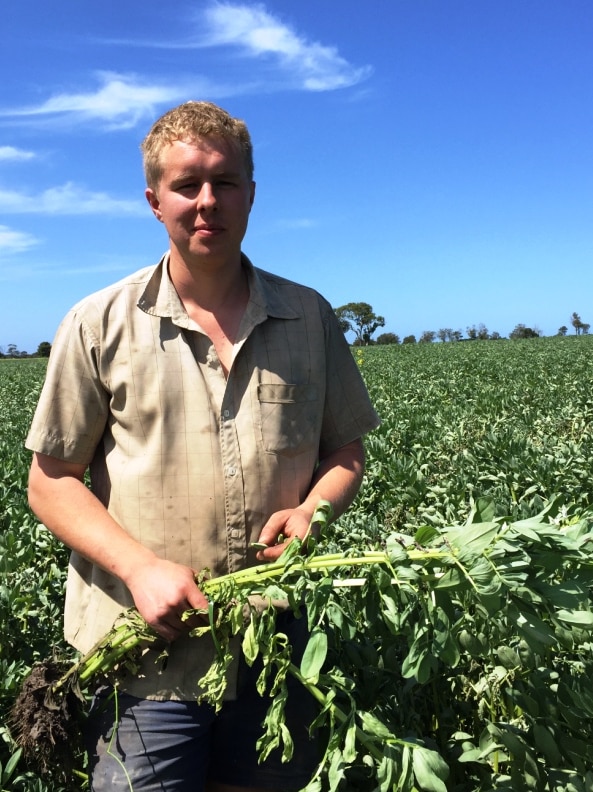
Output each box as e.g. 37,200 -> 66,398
3,336 -> 593,791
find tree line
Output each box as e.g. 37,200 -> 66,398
0,342 -> 51,359
2,310 -> 590,357
334,303 -> 590,345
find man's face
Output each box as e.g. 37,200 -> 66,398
145,136 -> 255,270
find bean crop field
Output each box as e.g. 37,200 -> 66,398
3,338 -> 593,791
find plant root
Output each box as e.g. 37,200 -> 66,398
10,660 -> 84,777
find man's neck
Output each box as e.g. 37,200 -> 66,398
168,251 -> 247,314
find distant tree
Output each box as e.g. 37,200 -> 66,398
376,332 -> 399,345
571,312 -> 588,335
509,324 -> 540,340
490,331 -> 503,341
36,341 -> 52,357
6,343 -> 18,358
334,302 -> 385,345
437,328 -> 463,342
402,335 -> 416,345
419,330 -> 436,344
467,324 -> 491,341
558,326 -> 568,336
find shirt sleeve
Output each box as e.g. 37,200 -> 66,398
318,298 -> 380,458
25,308 -> 110,465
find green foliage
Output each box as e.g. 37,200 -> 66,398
334,302 -> 385,345
0,360 -> 71,791
351,336 -> 593,533
6,337 -> 593,789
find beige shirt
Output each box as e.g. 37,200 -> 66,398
26,254 -> 379,699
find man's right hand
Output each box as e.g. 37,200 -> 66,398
125,558 -> 210,642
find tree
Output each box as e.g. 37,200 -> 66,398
376,332 -> 399,345
402,335 -> 416,344
334,302 -> 385,346
437,328 -> 463,342
557,326 -> 568,336
36,341 -> 52,358
467,324 -> 490,341
419,330 -> 436,344
571,312 -> 589,335
509,324 -> 540,340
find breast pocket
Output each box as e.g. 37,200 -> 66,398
258,383 -> 320,457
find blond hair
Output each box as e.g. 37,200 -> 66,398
141,101 -> 254,190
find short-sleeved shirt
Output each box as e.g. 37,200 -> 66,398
26,253 -> 379,699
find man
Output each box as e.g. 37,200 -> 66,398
26,101 -> 379,791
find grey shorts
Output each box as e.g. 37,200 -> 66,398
84,611 -> 323,791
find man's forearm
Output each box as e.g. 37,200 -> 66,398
300,437 -> 366,522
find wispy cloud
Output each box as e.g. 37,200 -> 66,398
0,72 -> 204,131
0,146 -> 36,162
0,182 -> 146,215
199,3 -> 372,91
0,225 -> 40,255
0,4 -> 372,129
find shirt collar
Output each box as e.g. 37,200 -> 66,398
137,252 -> 300,328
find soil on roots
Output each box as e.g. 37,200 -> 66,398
10,660 -> 85,778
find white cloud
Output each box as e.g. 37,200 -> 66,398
0,146 -> 36,162
201,3 -> 372,91
0,183 -> 146,215
0,72 -> 199,130
0,225 -> 39,255
0,4 -> 372,129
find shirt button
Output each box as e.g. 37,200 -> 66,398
227,466 -> 237,476
222,409 -> 230,419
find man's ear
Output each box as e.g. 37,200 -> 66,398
145,188 -> 163,222
249,181 -> 256,210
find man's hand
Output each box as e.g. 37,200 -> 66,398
254,507 -> 313,561
125,558 -> 210,642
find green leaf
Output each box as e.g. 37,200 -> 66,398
533,723 -> 561,765
497,645 -> 521,669
516,611 -> 557,648
556,609 -> 593,627
414,524 -> 441,546
328,748 -> 346,792
241,618 -> 259,665
358,711 -> 397,740
300,628 -> 327,682
342,714 -> 357,763
446,521 -> 499,554
412,746 -> 449,792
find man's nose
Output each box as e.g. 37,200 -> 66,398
197,182 -> 216,210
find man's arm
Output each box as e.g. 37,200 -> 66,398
255,437 -> 366,560
28,452 -> 208,641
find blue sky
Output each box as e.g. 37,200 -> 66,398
1,0 -> 592,352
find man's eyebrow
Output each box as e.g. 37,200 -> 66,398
171,169 -> 242,180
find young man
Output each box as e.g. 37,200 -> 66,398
26,101 -> 379,791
